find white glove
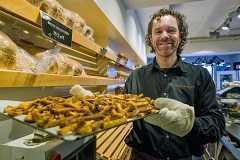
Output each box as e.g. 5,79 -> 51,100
144,98 -> 195,137
70,84 -> 94,96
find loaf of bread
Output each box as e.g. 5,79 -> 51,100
34,49 -> 86,76
26,0 -> 43,8
0,31 -> 35,72
0,31 -> 17,70
72,13 -> 86,35
82,25 -> 94,40
66,56 -> 86,76
115,71 -> 128,80
27,0 -> 95,41
117,52 -> 128,62
64,9 -> 75,28
40,0 -> 66,23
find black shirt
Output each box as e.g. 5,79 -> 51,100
124,56 -> 225,159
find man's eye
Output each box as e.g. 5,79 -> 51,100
168,29 -> 176,33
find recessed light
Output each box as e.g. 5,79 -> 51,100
0,21 -> 5,25
221,23 -> 229,30
23,30 -> 29,34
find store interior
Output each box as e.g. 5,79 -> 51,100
0,0 -> 240,160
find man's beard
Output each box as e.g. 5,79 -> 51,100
156,43 -> 178,56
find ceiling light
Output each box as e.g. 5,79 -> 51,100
0,21 -> 5,25
23,30 -> 29,34
221,23 -> 229,30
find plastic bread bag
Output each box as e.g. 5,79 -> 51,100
0,31 -> 17,70
40,0 -> 56,14
50,1 -> 65,23
65,55 -> 87,76
0,31 -> 35,72
40,0 -> 65,22
82,25 -> 94,39
25,0 -> 44,8
72,13 -> 86,35
34,48 -> 86,76
34,48 -> 62,74
59,53 -> 87,76
16,47 -> 36,73
64,9 -> 76,28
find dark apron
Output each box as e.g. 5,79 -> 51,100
130,148 -> 192,160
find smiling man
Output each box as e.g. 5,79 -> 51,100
124,9 -> 225,160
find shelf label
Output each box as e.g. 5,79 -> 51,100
40,11 -> 72,47
100,48 -> 107,56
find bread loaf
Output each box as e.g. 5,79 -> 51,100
0,31 -> 35,72
34,49 -> 86,76
26,0 -> 43,8
117,52 -> 128,62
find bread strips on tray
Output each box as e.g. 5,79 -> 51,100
2,94 -> 158,141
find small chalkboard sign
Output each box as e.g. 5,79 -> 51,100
40,11 -> 72,47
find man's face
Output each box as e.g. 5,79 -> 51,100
150,15 -> 180,57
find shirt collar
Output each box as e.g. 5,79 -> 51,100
151,55 -> 187,73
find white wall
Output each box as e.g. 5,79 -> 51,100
94,0 -> 147,64
183,38 -> 240,55
125,10 -> 147,64
94,0 -> 126,38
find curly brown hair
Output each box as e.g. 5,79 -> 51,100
146,8 -> 188,55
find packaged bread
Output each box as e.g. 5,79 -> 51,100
17,47 -> 36,73
115,86 -> 124,94
34,48 -> 86,76
26,0 -> 43,8
67,57 -> 86,76
64,9 -> 76,28
115,71 -> 128,80
82,25 -> 94,40
117,52 -> 128,62
0,31 -> 35,72
40,0 -> 66,23
72,13 -> 86,35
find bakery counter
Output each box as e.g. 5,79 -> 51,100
219,119 -> 240,159
0,114 -> 96,160
226,123 -> 240,141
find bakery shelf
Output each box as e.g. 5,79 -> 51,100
0,0 -> 134,70
57,0 -> 145,66
0,70 -> 125,87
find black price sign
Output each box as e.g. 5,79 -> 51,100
40,11 -> 72,47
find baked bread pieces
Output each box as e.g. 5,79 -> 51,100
4,94 -> 157,136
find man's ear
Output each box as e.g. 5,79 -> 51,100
178,34 -> 181,44
149,35 -> 153,44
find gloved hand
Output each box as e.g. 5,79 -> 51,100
144,98 -> 195,137
70,84 -> 94,96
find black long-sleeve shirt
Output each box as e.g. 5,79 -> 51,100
124,56 -> 225,159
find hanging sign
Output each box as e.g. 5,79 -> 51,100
40,11 -> 72,47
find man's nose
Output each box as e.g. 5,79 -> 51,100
161,31 -> 170,40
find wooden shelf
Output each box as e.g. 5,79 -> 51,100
0,70 -> 124,87
0,0 -> 134,70
57,0 -> 145,67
